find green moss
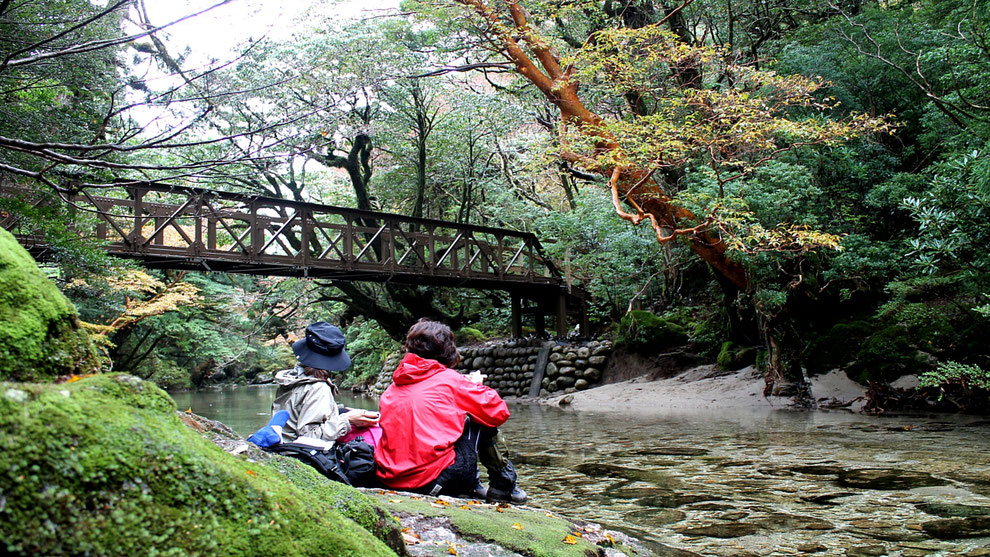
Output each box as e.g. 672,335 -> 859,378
370,493 -> 604,557
851,325 -> 928,382
454,327 -> 486,344
0,228 -> 100,381
615,310 -> 687,353
0,375 -> 397,556
716,341 -> 756,371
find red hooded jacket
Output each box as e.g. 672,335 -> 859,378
375,352 -> 510,489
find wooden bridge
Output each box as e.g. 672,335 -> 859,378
1,183 -> 585,336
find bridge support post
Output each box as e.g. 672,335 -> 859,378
510,292 -> 522,338
556,292 -> 568,337
534,303 -> 546,337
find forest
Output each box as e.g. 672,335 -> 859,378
1,0 -> 988,411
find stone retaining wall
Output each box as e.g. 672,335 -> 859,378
369,339 -> 613,398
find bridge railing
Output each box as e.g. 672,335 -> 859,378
3,183 -> 566,289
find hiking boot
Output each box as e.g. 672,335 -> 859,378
471,478 -> 488,499
486,485 -> 527,504
485,461 -> 524,503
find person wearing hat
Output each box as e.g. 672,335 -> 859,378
271,322 -> 380,443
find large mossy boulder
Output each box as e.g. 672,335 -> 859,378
615,310 -> 688,353
0,228 -> 99,380
851,325 -> 930,382
0,374 -> 399,556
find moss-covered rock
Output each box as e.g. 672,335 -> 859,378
851,325 -> 930,382
0,228 -> 100,381
716,341 -> 757,371
0,374 -> 398,556
454,327 -> 486,345
366,491 -> 649,556
615,310 -> 688,353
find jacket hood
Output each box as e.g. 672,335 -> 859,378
393,353 -> 448,385
274,365 -> 324,387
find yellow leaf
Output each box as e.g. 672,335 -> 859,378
401,532 -> 421,545
389,499 -> 403,503
435,499 -> 451,506
562,535 -> 577,544
448,545 -> 457,555
245,470 -> 257,477
512,523 -> 523,530
458,505 -> 472,510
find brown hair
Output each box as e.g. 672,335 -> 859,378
403,319 -> 460,367
302,366 -> 331,382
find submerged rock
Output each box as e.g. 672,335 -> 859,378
838,469 -> 949,490
0,374 -> 401,556
624,508 -> 687,528
573,462 -> 672,483
915,502 -> 990,518
922,517 -> 990,539
675,522 -> 759,538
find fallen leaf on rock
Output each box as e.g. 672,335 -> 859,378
389,499 -> 403,503
512,523 -> 523,530
245,470 -> 257,477
562,535 -> 577,545
401,532 -> 420,545
458,505 -> 472,510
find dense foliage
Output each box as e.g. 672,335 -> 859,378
2,0 -> 988,410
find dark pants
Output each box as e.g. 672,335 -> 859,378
417,420 -> 517,497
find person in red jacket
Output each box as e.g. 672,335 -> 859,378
375,319 -> 526,503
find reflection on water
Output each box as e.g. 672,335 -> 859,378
172,388 -> 990,556
169,385 -> 378,437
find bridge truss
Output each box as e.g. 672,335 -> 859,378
2,183 -> 586,336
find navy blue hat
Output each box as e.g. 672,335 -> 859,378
292,322 -> 351,372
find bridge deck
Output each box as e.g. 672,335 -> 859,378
2,184 -> 571,294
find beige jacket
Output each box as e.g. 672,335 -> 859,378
271,366 -> 350,442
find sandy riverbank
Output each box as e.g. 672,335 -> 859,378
539,365 -> 871,415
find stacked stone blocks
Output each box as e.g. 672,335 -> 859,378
370,339 -> 613,398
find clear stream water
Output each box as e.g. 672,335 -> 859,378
170,385 -> 990,556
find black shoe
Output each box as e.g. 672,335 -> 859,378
471,479 -> 488,499
486,485 -> 527,504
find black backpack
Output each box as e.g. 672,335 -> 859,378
266,437 -> 377,487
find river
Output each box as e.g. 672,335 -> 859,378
171,385 -> 990,556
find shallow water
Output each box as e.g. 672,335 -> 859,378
171,387 -> 990,556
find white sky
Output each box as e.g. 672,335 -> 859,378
141,0 -> 401,62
